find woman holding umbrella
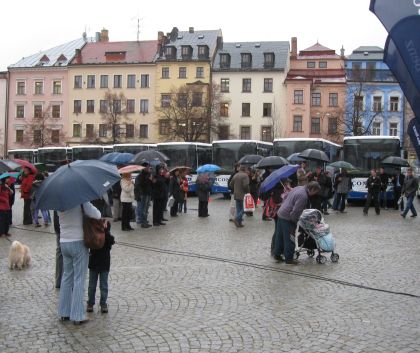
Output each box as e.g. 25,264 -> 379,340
20,167 -> 36,225
196,173 -> 212,217
120,173 -> 135,231
168,169 -> 182,217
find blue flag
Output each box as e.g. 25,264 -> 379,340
408,118 -> 420,161
370,0 -> 420,31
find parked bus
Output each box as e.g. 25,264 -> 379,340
343,136 -> 401,201
37,147 -> 69,172
7,149 -> 37,162
157,142 -> 212,192
113,143 -> 157,154
69,145 -> 106,161
211,140 -> 273,195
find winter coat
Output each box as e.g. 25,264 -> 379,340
88,223 -> 115,273
0,185 -> 11,211
111,182 -> 122,199
379,173 -> 389,192
134,170 -> 152,200
297,168 -> 308,186
335,173 -> 352,194
402,175 -> 419,197
196,181 -> 212,202
169,176 -> 182,202
366,175 -> 381,193
20,174 -> 35,199
120,178 -> 134,203
277,186 -> 310,224
152,174 -> 167,200
229,171 -> 250,201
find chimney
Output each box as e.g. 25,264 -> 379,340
82,31 -> 87,42
101,29 -> 109,42
340,45 -> 345,58
189,27 -> 194,33
170,27 -> 179,41
75,49 -> 82,64
291,37 -> 297,59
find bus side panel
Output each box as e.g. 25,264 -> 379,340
211,174 -> 230,194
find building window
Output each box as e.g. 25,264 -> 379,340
240,126 -> 251,139
127,74 -> 136,88
196,67 -> 204,78
113,75 -> 122,88
328,117 -> 338,134
293,115 -> 303,132
53,81 -> 62,94
264,78 -> 273,92
51,130 -> 60,144
140,99 -> 149,113
390,96 -> 399,111
261,126 -> 272,142
220,78 -> 230,92
17,81 -> 25,95
198,45 -> 208,58
87,75 -> 95,88
16,105 -> 25,118
242,78 -> 251,92
74,100 -> 82,114
220,103 -> 229,117
307,61 -> 316,68
161,94 -> 171,107
372,121 -> 381,135
162,67 -> 170,79
263,103 -> 272,117
86,100 -> 95,113
329,93 -> 338,107
126,124 -> 134,138
242,103 -> 251,117
220,54 -> 231,69
113,100 -> 121,114
74,75 -> 82,89
100,100 -> 108,113
99,124 -> 107,137
114,124 -> 121,138
139,124 -> 148,138
311,117 -> 321,134
34,81 -> 43,95
179,67 -> 187,78
264,53 -> 275,68
34,130 -> 42,144
311,92 -> 321,106
241,53 -> 252,68
294,90 -> 303,104
73,124 -> 81,137
354,95 -> 364,111
100,75 -> 108,88
178,93 -> 188,107
319,61 -> 327,68
16,130 -> 24,143
373,96 -> 382,112
86,124 -> 94,138
218,125 -> 230,139
140,74 -> 149,88
126,99 -> 135,113
52,104 -> 61,118
159,120 -> 170,135
34,105 -> 43,118
181,46 -> 191,58
192,92 -> 202,107
389,122 -> 398,136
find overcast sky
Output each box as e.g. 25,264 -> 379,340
1,0 -> 387,71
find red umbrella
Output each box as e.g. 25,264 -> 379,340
118,165 -> 144,174
13,159 -> 37,173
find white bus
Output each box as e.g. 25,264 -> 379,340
7,149 -> 37,162
69,145 -> 106,161
343,136 -> 401,201
211,140 -> 273,195
37,147 -> 69,172
113,143 -> 157,154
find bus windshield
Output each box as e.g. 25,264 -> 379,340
113,144 -> 151,154
71,147 -> 104,160
8,150 -> 35,162
212,142 -> 257,172
157,145 -> 197,169
273,140 -> 323,157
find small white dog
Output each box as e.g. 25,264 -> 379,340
8,240 -> 31,270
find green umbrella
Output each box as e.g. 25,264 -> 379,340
328,161 -> 356,170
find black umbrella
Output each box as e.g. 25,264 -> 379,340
298,149 -> 330,163
238,154 -> 263,165
256,156 -> 289,169
0,160 -> 21,173
131,150 -> 169,164
381,156 -> 410,167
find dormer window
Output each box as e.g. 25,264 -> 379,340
55,54 -> 67,66
198,45 -> 209,59
264,53 -> 275,68
241,53 -> 252,68
164,46 -> 177,59
220,54 -> 231,69
181,45 -> 193,60
37,54 -> 50,66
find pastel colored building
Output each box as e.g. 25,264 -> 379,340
68,31 -> 158,144
0,72 -> 7,157
284,38 -> 346,143
212,41 -> 290,141
7,38 -> 88,150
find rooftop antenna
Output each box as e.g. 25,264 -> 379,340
137,18 -> 140,41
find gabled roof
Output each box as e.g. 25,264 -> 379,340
71,40 -> 158,65
347,46 -> 384,61
298,42 -> 339,58
213,41 -> 290,70
9,38 -> 89,68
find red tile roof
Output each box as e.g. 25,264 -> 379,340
71,41 -> 158,64
299,42 -> 338,57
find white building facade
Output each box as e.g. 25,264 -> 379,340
0,72 -> 8,157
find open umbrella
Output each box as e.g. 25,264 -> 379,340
0,160 -> 20,173
256,156 -> 289,169
118,165 -> 144,174
328,161 -> 356,170
298,149 -> 330,163
34,160 -> 121,212
111,152 -> 134,165
13,159 -> 38,173
100,152 -> 119,163
196,164 -> 221,173
287,153 -> 306,164
238,154 -> 263,165
259,165 -> 300,194
169,166 -> 191,173
381,156 -> 410,167
131,150 -> 169,164
0,172 -> 20,180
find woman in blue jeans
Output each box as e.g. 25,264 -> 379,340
58,201 -> 101,325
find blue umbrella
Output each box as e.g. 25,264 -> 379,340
110,152 -> 134,165
34,160 -> 121,211
287,153 -> 306,163
259,165 -> 299,194
100,152 -> 119,163
0,172 -> 20,180
196,164 -> 221,173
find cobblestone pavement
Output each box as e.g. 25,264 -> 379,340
1,195 -> 420,352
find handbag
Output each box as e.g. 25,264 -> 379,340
167,195 -> 175,208
243,193 -> 255,213
81,204 -> 105,249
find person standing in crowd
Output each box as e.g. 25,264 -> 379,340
20,167 -> 35,225
363,169 -> 382,215
87,220 -> 115,314
152,165 -> 167,226
379,167 -> 389,209
178,171 -> 189,214
7,177 -> 15,226
135,162 -> 152,228
53,211 -> 63,289
312,166 -> 329,215
31,173 -> 50,227
58,201 -> 101,325
111,180 -> 122,222
229,165 -> 250,228
334,168 -> 352,213
196,173 -> 212,217
392,168 -> 405,211
261,167 -> 272,221
273,181 -> 321,265
400,167 -> 418,218
0,178 -> 13,237
248,169 -> 260,216
228,163 -> 240,222
297,161 -> 309,186
169,169 -> 182,217
120,173 -> 134,231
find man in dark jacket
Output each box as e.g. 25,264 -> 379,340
392,168 -> 405,210
169,169 -> 182,217
379,167 -> 389,209
152,165 -> 167,226
363,169 -> 382,215
135,162 -> 152,228
401,168 -> 418,218
229,165 -> 250,227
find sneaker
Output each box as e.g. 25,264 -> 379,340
273,255 -> 284,262
323,211 -> 330,215
35,224 -> 42,228
401,213 -> 406,218
86,304 -> 94,312
410,214 -> 417,218
285,259 -> 299,265
141,223 -> 152,228
101,304 -> 108,313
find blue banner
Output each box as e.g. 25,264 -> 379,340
408,118 -> 420,160
369,0 -> 420,31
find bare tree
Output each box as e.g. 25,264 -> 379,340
156,83 -> 225,142
100,90 -> 129,144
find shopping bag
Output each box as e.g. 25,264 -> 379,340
243,193 -> 255,213
397,196 -> 403,206
167,195 -> 175,208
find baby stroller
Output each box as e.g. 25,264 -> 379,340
294,209 -> 339,264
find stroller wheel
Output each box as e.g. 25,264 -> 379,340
307,249 -> 315,257
316,255 -> 327,264
294,252 -> 300,260
331,253 -> 340,262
